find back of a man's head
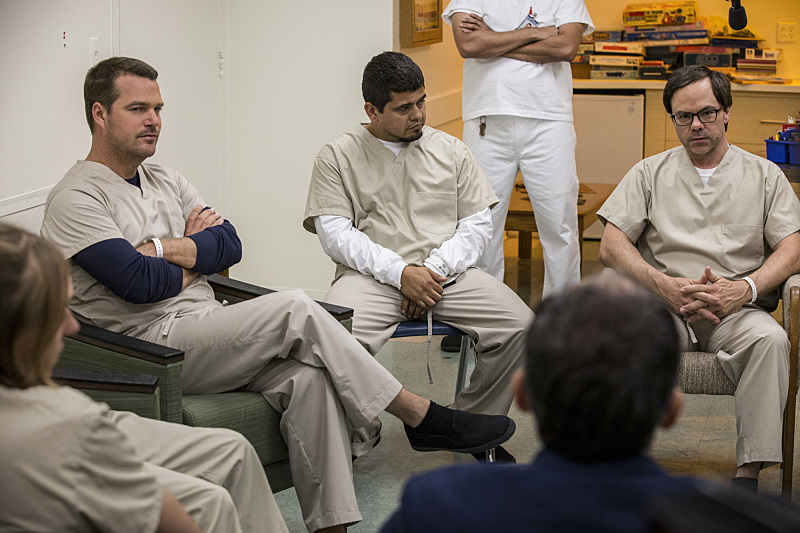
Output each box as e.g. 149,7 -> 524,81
526,273 -> 680,462
84,56 -> 158,133
362,51 -> 425,113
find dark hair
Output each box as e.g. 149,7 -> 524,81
84,56 -> 158,133
0,223 -> 70,388
662,65 -> 732,115
362,52 -> 425,113
525,274 -> 680,463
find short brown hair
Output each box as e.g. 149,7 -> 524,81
662,65 -> 732,115
84,56 -> 158,133
0,224 -> 70,388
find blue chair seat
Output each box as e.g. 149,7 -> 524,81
392,320 -> 465,338
390,320 -> 472,397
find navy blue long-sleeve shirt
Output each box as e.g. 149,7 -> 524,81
73,173 -> 242,304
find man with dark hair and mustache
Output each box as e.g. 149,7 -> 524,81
597,65 -> 800,493
305,52 -> 533,463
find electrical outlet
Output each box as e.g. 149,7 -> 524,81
777,22 -> 798,43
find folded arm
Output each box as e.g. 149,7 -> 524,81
502,22 -> 586,63
450,12 -> 556,59
450,12 -> 583,63
74,238 -> 185,304
75,207 -> 242,304
136,206 -> 241,273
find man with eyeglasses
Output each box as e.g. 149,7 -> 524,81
595,65 -> 800,493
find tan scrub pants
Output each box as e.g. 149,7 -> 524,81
325,268 -> 534,416
111,410 -> 288,533
139,290 -> 403,532
674,306 -> 790,467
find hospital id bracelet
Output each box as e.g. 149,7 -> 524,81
424,255 -> 448,278
150,237 -> 164,259
742,276 -> 757,304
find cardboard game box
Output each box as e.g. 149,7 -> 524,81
623,2 -> 698,28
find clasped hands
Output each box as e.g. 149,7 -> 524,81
400,265 -> 448,320
671,266 -> 752,325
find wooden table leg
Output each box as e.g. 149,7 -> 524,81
578,217 -> 584,275
519,230 -> 532,259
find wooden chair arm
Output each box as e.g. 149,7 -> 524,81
52,366 -> 159,394
67,321 -> 184,365
60,321 -> 184,423
207,273 -> 354,321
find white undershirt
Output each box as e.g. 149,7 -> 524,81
695,166 -> 716,186
378,138 -> 405,155
314,208 -> 493,290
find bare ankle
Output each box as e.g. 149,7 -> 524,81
735,461 -> 762,479
385,389 -> 430,427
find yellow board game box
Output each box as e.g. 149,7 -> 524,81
623,2 -> 697,28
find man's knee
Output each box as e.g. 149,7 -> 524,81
267,363 -> 334,412
212,428 -> 262,471
187,481 -> 241,533
749,323 -> 790,363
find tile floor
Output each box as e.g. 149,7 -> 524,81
273,235 -> 800,532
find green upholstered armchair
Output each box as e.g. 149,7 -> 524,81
55,274 -> 354,494
676,274 -> 799,498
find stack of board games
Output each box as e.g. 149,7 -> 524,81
589,41 -> 644,80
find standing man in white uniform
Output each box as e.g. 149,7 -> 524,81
443,1 -> 594,296
40,56 -> 516,533
305,52 -> 533,463
598,65 -> 800,492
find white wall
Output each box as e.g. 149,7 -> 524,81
117,0 -> 227,213
0,1 -> 392,298
0,0 -> 112,231
225,1 -> 392,296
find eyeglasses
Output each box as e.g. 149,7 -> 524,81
669,107 -> 723,126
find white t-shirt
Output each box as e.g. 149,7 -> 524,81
443,0 -> 594,122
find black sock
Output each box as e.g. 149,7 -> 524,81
410,402 -> 453,432
731,476 -> 758,493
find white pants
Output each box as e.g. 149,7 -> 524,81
111,411 -> 289,533
464,115 -> 581,297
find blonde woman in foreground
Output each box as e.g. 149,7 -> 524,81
0,223 -> 288,533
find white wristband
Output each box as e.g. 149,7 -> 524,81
423,255 -> 448,278
742,276 -> 757,304
150,237 -> 163,259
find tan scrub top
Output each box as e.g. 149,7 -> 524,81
0,385 -> 161,532
304,125 -> 498,281
598,144 -> 800,308
41,161 -> 217,337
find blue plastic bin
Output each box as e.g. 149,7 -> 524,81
766,140 -> 790,164
789,142 -> 800,165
